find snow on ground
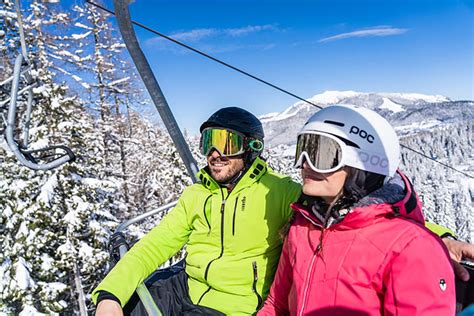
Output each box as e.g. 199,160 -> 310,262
379,97 -> 405,113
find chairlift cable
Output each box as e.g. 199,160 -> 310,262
84,0 -> 323,110
400,144 -> 473,178
85,0 -> 474,180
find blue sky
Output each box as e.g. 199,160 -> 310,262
80,0 -> 472,133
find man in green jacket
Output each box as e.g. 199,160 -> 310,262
93,107 -> 301,315
94,106 -> 474,315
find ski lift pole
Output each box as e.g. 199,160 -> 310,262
112,0 -> 199,183
111,1 -> 196,314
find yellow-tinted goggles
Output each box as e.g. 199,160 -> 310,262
200,128 -> 246,157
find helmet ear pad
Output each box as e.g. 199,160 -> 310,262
243,138 -> 264,166
248,139 -> 264,152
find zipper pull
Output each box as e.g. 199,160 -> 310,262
252,261 -> 258,281
316,243 -> 322,253
316,228 -> 325,254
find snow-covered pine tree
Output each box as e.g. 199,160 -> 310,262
400,122 -> 473,242
0,0 -> 18,82
0,2 -> 120,314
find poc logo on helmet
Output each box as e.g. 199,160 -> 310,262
359,152 -> 389,169
350,126 -> 375,143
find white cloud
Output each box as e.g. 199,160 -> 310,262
145,24 -> 279,47
170,28 -> 218,42
224,24 -> 278,37
319,26 -> 409,43
199,43 -> 276,54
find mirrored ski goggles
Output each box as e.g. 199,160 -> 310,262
200,128 -> 246,157
294,132 -> 346,173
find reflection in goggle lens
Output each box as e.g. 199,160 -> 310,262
295,134 -> 342,171
200,128 -> 245,156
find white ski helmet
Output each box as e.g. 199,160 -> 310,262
296,104 -> 400,176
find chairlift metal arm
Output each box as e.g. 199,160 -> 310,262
110,3 -> 193,314
5,53 -> 75,171
112,0 -> 199,183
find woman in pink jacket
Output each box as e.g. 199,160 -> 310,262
258,104 -> 455,316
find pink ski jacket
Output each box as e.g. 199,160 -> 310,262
258,171 -> 455,316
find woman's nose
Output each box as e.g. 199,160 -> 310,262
302,160 -> 311,170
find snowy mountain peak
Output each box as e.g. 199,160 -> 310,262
260,90 -> 450,123
379,97 -> 405,113
260,90 -> 469,147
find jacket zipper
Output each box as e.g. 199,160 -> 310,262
299,230 -> 326,316
232,195 -> 240,235
198,188 -> 227,304
203,195 -> 212,233
252,261 -> 263,311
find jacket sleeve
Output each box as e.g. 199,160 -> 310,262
425,221 -> 456,239
258,236 -> 292,316
383,232 -> 456,316
91,192 -> 192,306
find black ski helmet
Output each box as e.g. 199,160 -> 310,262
200,107 -> 264,165
200,107 -> 265,140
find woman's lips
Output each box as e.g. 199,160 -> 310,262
302,172 -> 325,181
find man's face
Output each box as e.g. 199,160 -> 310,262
207,149 -> 245,183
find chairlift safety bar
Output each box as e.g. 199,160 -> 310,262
112,201 -> 177,316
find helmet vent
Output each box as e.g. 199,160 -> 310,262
324,120 -> 345,127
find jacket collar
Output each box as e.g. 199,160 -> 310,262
291,170 -> 424,229
197,157 -> 268,193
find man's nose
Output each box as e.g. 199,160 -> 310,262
209,149 -> 222,159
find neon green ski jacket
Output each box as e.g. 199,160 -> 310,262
91,157 -> 301,315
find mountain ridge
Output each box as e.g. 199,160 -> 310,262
260,90 -> 472,146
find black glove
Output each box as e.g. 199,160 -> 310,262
108,232 -> 130,264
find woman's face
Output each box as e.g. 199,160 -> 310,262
301,161 -> 348,203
